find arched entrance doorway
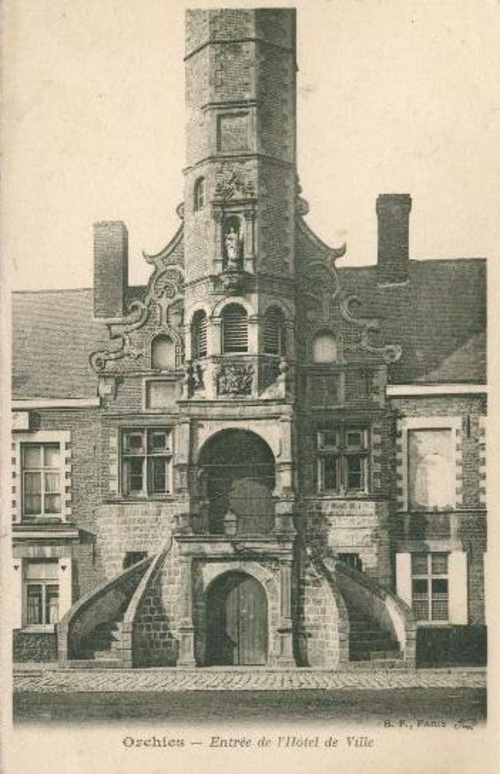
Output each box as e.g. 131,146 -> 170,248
205,571 -> 268,666
198,429 -> 275,536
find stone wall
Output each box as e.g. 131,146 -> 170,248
293,546 -> 344,668
302,499 -> 392,587
132,545 -> 181,667
13,631 -> 57,662
95,502 -> 177,581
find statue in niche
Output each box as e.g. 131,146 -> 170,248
223,217 -> 243,270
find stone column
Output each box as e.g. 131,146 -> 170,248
243,207 -> 256,273
277,559 -> 295,666
177,556 -> 196,667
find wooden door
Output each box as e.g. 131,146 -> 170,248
206,573 -> 268,666
226,575 -> 267,665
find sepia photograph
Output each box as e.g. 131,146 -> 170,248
2,1 -> 499,772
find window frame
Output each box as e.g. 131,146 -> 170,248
221,303 -> 248,354
191,309 -> 208,360
121,428 -> 174,499
411,552 -> 450,623
21,442 -> 63,520
397,416 -> 460,513
23,560 -> 60,629
193,177 -> 205,211
317,425 -> 369,495
263,307 -> 286,356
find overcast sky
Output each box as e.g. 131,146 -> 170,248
3,0 -> 500,290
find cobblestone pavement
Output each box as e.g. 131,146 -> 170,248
14,666 -> 486,694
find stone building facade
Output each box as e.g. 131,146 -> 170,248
11,8 -> 487,669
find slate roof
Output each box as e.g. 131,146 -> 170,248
12,257 -> 486,399
12,289 -> 108,399
338,258 -> 486,384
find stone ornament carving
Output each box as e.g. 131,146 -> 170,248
214,163 -> 256,202
300,245 -> 402,365
220,269 -> 246,294
90,258 -> 184,373
218,362 -> 254,396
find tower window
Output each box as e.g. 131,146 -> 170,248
194,177 -> 205,211
263,307 -> 285,355
191,310 -> 208,359
222,304 -> 248,354
312,332 -> 338,363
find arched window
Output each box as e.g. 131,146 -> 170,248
312,332 -> 338,363
151,334 -> 176,370
222,304 -> 248,354
191,310 -> 208,360
263,307 -> 285,355
194,177 -> 205,211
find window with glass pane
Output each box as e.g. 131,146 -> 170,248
25,561 -> 59,626
317,426 -> 368,494
411,553 -> 449,622
22,443 -> 61,518
121,428 -> 173,497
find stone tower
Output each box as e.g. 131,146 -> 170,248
183,8 -> 297,380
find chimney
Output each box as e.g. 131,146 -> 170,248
376,194 -> 412,285
93,221 -> 128,318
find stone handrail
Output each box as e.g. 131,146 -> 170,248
324,558 -> 417,665
119,541 -> 172,667
57,555 -> 153,663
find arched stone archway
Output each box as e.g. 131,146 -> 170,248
197,429 -> 276,536
205,571 -> 268,666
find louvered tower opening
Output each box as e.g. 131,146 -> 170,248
222,304 -> 248,354
263,308 -> 285,355
191,310 -> 208,359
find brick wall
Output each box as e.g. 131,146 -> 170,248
13,631 -> 57,662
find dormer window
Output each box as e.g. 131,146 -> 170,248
194,177 -> 205,211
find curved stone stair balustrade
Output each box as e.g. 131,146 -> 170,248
57,553 -> 157,667
322,558 -> 417,669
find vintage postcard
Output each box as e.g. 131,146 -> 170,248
1,1 -> 499,772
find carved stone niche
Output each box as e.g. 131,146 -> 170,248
217,361 -> 254,396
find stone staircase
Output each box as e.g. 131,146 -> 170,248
347,610 -> 403,666
66,614 -> 128,669
84,620 -> 125,666
318,555 -> 416,670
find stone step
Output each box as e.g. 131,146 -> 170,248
346,658 -> 409,670
350,629 -> 396,641
64,659 -> 123,669
92,649 -> 123,661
